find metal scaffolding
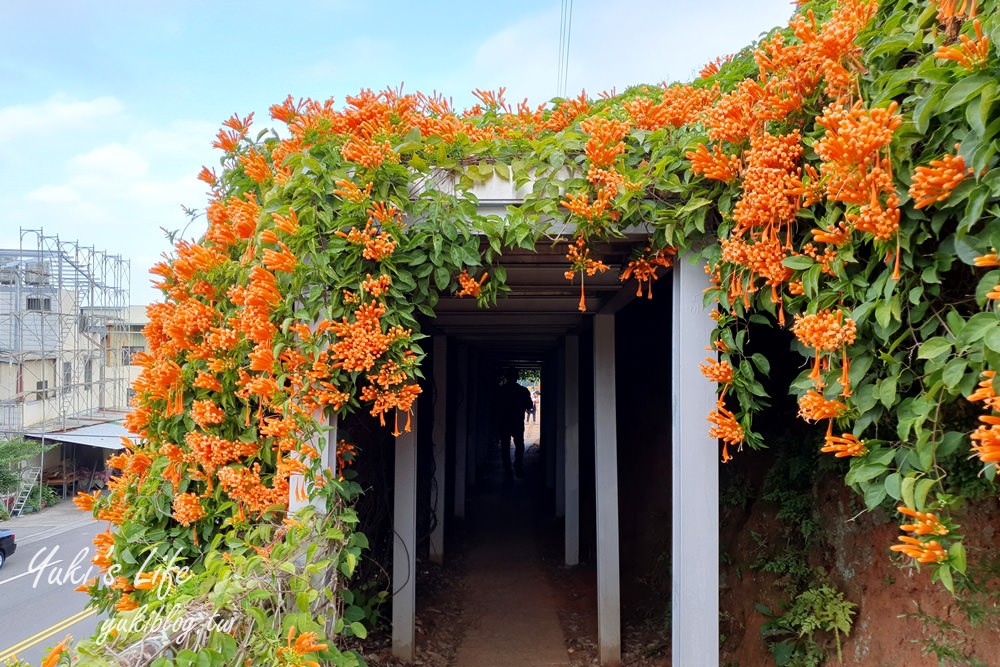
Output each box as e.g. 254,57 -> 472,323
0,228 -> 131,438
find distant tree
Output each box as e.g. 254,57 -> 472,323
0,437 -> 54,494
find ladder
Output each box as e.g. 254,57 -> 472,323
10,465 -> 41,517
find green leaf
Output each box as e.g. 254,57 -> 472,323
915,478 -> 935,511
884,472 -> 902,500
781,255 -> 815,270
917,337 -> 952,360
864,483 -> 888,509
901,475 -> 916,509
879,376 -> 898,408
949,542 -> 967,574
941,72 -> 994,112
350,621 -> 368,639
433,266 -> 451,292
941,358 -> 967,390
966,82 -> 997,137
938,563 -> 955,593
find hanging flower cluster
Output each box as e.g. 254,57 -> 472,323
890,506 -> 950,564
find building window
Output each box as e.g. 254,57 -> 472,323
35,380 -> 51,401
62,361 -> 72,394
27,297 -> 52,311
85,360 -> 94,390
121,346 -> 145,365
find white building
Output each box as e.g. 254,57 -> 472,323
0,229 -> 134,510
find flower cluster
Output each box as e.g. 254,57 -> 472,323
890,506 -> 949,564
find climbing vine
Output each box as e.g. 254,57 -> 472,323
32,0 -> 999,663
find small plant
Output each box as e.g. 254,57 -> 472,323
760,583 -> 857,666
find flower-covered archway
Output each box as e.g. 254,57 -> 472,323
53,1 -> 1000,665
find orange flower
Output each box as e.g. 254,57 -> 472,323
821,432 -> 867,457
278,626 -> 329,659
909,147 -> 971,209
455,269 -> 488,298
272,209 -> 300,234
262,242 -> 297,273
238,149 -> 271,183
333,179 -> 374,204
115,593 -> 139,612
73,490 -> 100,512
579,117 -> 630,169
890,535 -> 947,564
700,358 -> 734,384
797,390 -> 846,421
190,399 -> 226,428
707,400 -> 744,462
970,412 -> 1000,469
897,506 -> 949,536
619,247 -> 674,298
41,636 -> 72,667
687,143 -> 741,183
172,492 -> 206,526
936,19 -> 990,70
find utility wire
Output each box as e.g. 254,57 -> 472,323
557,0 -> 574,98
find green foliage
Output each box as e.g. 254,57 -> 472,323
0,437 -> 53,494
760,584 -> 857,666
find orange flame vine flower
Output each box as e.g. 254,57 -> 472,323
456,269 -> 488,298
897,506 -> 949,536
708,400 -> 744,462
700,358 -> 734,384
820,431 -> 867,457
936,19 -> 990,70
909,146 -> 971,209
797,390 -> 847,422
564,238 -> 610,311
620,247 -> 674,298
968,370 -> 1000,469
890,535 -> 947,564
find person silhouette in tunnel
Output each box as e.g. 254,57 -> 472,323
496,367 -> 534,478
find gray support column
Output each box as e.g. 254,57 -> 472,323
430,336 -> 447,564
392,407 -> 419,661
466,352 -> 478,489
544,356 -> 556,490
593,316 -> 621,666
671,256 -> 719,667
555,343 -> 566,518
564,335 -> 579,565
454,345 -> 469,518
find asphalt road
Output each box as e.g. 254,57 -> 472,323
0,523 -> 106,665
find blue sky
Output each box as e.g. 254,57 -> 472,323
0,0 -> 794,305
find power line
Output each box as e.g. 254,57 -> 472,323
557,0 -> 574,98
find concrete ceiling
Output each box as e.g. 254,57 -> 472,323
425,237 -> 651,359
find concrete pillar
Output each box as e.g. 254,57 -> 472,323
564,335 -> 579,565
454,345 -> 469,518
392,407 -> 418,660
671,256 -> 719,667
555,343 -> 566,518
430,335 -> 447,564
593,316 -> 621,666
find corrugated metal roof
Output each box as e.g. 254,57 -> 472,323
26,421 -> 132,450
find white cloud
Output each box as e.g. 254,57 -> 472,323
25,185 -> 80,205
0,95 -> 124,143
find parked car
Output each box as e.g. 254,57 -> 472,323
0,529 -> 15,568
